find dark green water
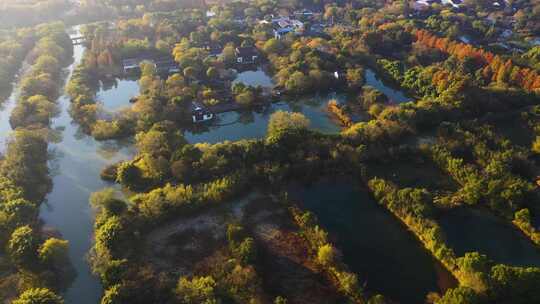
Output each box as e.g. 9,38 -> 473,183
289,180 -> 455,303
365,69 -> 411,104
439,208 -> 540,267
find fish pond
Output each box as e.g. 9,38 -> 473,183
288,179 -> 457,303
439,208 -> 540,267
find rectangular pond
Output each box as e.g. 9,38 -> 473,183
438,208 -> 540,267
288,178 -> 456,303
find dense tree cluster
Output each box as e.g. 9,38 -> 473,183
0,23 -> 73,303
415,29 -> 540,91
0,29 -> 37,98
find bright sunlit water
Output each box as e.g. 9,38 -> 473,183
97,78 -> 140,112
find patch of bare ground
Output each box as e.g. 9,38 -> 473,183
142,195 -> 253,274
244,197 -> 344,304
194,249 -> 270,303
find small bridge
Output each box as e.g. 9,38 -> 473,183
71,36 -> 85,45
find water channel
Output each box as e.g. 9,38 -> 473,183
39,31 -> 136,303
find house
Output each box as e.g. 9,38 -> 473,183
294,9 -> 314,18
154,58 -> 180,74
274,27 -> 294,39
235,47 -> 258,64
500,29 -> 513,39
122,58 -> 143,74
271,16 -> 304,39
208,46 -> 223,58
191,102 -> 214,123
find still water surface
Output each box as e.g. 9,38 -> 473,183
38,31 -> 136,303
185,94 -> 342,144
365,68 -> 411,104
289,180 -> 456,303
439,208 -> 540,267
97,77 -> 140,112
232,67 -> 274,88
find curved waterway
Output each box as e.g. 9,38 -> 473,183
289,179 -> 456,304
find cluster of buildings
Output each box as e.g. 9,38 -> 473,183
261,16 -> 305,39
122,57 -> 180,74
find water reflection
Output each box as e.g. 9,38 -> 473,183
232,67 -> 274,88
97,77 -> 140,112
365,69 -> 411,104
185,94 -> 342,144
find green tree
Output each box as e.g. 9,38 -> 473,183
274,296 -> 287,304
531,136 -> 540,154
90,188 -> 126,216
13,288 -> 63,304
267,111 -> 310,139
263,38 -> 283,54
38,238 -> 69,267
116,162 -> 142,190
346,68 -> 365,90
222,45 -> 237,65
436,287 -> 479,304
317,244 -> 336,266
183,66 -> 196,81
206,67 -> 219,80
101,284 -> 127,304
285,71 -> 311,94
176,276 -> 218,304
2,198 -> 37,227
235,90 -> 256,107
8,225 -> 39,266
95,216 -> 125,257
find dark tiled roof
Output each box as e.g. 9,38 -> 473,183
236,47 -> 258,57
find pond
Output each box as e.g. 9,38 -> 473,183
365,69 -> 411,104
185,93 -> 344,144
232,67 -> 273,88
288,179 -> 456,303
96,77 -> 140,112
439,208 -> 540,267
